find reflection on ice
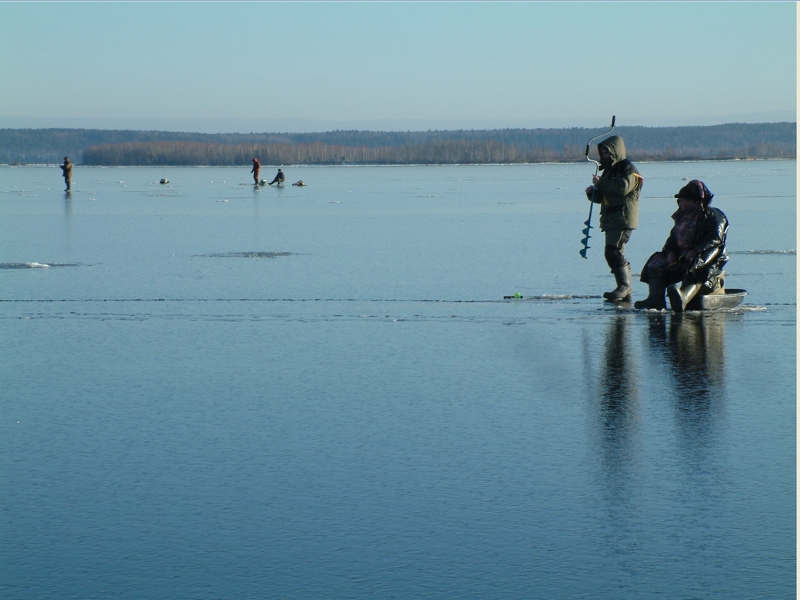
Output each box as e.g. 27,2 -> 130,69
0,262 -> 50,269
193,252 -> 295,258
585,311 -> 733,470
647,312 -> 727,401
0,262 -> 81,269
730,250 -> 795,255
596,314 -> 640,467
647,312 -> 733,476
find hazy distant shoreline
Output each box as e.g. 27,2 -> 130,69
1,123 -> 795,166
3,158 -> 794,168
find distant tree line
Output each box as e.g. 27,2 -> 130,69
82,139 -> 579,165
1,122 -> 795,165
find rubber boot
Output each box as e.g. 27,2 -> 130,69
633,278 -> 667,310
603,264 -> 632,302
667,281 -> 703,312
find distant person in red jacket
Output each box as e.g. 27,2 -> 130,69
251,158 -> 260,185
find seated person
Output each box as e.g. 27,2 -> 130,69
269,169 -> 285,186
634,180 -> 728,312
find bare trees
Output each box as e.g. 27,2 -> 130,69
82,138 -> 592,165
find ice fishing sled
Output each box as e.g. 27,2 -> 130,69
675,270 -> 748,311
502,287 -> 748,310
684,288 -> 747,310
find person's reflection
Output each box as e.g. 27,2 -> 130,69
589,314 -> 640,557
598,314 -> 639,447
595,314 -> 640,501
64,191 -> 73,254
252,189 -> 262,249
647,312 -> 727,451
648,312 -> 726,403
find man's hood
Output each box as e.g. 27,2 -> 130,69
597,135 -> 627,164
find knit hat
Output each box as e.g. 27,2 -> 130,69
675,180 -> 713,204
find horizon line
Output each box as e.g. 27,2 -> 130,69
1,121 -> 796,136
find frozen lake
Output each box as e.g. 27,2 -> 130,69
1,161 -> 796,599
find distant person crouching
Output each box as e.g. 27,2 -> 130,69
60,156 -> 73,191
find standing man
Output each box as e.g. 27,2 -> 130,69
60,156 -> 73,191
584,136 -> 643,302
251,158 -> 261,186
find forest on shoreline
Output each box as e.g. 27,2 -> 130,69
1,122 -> 795,166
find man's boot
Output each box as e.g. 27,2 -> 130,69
603,264 -> 632,302
667,281 -> 703,312
633,278 -> 667,310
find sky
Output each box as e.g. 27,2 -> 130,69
0,2 -> 796,133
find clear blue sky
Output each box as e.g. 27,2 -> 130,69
0,2 -> 796,133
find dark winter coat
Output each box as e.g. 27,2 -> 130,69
642,205 -> 729,285
590,136 -> 642,231
60,159 -> 73,180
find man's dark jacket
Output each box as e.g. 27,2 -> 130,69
60,159 -> 72,180
642,205 -> 729,285
589,135 -> 642,231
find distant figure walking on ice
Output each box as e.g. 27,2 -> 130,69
251,158 -> 261,186
60,156 -> 73,191
269,169 -> 285,186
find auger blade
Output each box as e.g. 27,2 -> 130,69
582,227 -> 592,237
583,219 -> 593,227
579,248 -> 589,258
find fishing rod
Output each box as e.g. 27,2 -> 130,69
580,115 -> 616,259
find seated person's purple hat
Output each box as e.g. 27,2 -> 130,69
675,180 -> 713,204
